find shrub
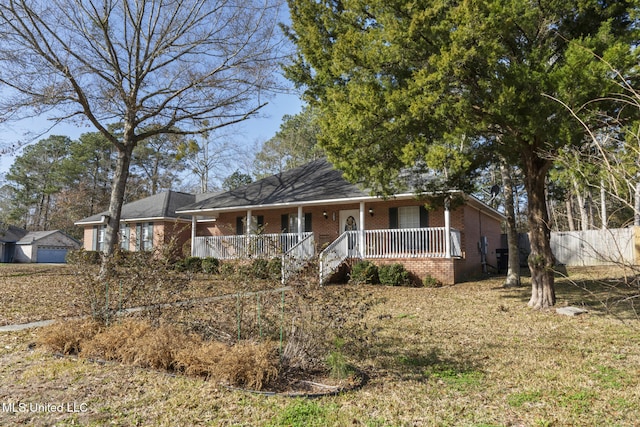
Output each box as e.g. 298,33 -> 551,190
215,341 -> 279,389
378,263 -> 411,286
219,262 -> 236,277
37,319 -> 102,355
348,260 -> 379,285
177,340 -> 279,390
175,340 -> 227,378
237,263 -> 253,278
68,246 -> 189,324
423,274 -> 443,288
66,249 -> 101,265
251,258 -> 270,279
267,257 -> 282,281
80,318 -> 153,361
183,256 -> 203,273
325,338 -> 354,379
80,319 -> 199,370
125,323 -> 197,370
201,257 -> 220,274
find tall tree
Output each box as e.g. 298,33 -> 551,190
222,170 -> 253,191
499,160 -> 521,288
0,0 -> 286,267
67,131 -> 115,218
285,0 -> 637,308
132,131 -> 186,195
176,124 -> 241,193
5,135 -> 72,230
253,105 -> 324,177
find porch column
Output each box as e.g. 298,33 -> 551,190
444,197 -> 451,257
246,210 -> 253,234
191,215 -> 197,256
297,206 -> 303,240
359,201 -> 365,256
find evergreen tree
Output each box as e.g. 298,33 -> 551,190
253,105 -> 324,178
285,0 -> 638,307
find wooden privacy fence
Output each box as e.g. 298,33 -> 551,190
550,227 -> 640,266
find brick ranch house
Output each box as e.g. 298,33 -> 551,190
176,159 -> 505,285
75,191 -> 196,254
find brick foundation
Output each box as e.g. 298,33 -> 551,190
369,257 -> 458,285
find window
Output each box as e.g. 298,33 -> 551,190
136,222 -> 154,251
120,224 -> 130,251
96,226 -> 106,251
398,206 -> 420,229
388,206 -> 430,252
389,206 -> 428,229
281,213 -> 312,233
235,216 -> 264,235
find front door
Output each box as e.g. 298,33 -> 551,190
339,209 -> 360,256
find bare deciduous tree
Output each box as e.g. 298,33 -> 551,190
0,0 -> 287,269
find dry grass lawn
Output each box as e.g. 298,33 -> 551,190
1,263 -> 639,426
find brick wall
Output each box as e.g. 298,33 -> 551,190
82,227 -> 93,250
457,202 -> 503,280
199,200 -> 455,239
194,197 -> 503,284
371,257 -> 457,285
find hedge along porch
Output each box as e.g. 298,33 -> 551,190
176,159 -> 505,285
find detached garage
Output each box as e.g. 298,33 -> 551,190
14,230 -> 81,263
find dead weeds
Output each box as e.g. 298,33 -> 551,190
38,318 -> 282,391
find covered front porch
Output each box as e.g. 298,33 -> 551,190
188,200 -> 462,284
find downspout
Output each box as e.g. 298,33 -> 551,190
444,197 -> 451,257
297,206 -> 303,241
191,216 -> 196,256
359,201 -> 365,257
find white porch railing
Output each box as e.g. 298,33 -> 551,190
319,228 -> 462,284
194,228 -> 462,285
193,232 -> 313,259
318,232 -> 352,285
364,227 -> 461,258
281,232 -> 315,283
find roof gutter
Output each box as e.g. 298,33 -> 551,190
74,216 -> 191,226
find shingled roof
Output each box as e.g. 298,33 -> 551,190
177,158 -> 371,213
0,224 -> 28,243
76,191 -> 195,225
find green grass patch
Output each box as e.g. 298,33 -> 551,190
425,365 -> 484,391
395,313 -> 415,319
558,389 -> 597,415
507,390 -> 543,408
591,365 -> 627,389
266,400 -> 339,427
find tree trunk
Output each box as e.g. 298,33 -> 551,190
500,160 -> 520,287
522,150 -> 556,309
635,182 -> 640,226
99,143 -> 134,277
565,197 -> 575,231
600,180 -> 607,229
572,178 -> 590,231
